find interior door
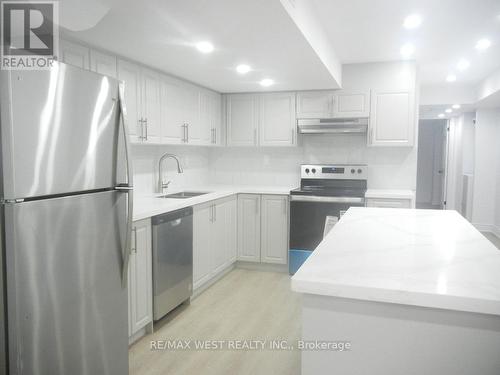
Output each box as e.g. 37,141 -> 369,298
4,190 -> 128,375
1,64 -> 121,199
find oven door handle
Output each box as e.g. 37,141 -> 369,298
290,195 -> 365,204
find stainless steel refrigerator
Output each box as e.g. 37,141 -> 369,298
0,62 -> 133,374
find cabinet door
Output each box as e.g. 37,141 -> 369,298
296,91 -> 334,118
193,204 -> 212,289
226,198 -> 237,263
117,60 -> 142,142
210,92 -> 223,145
237,194 -> 261,262
369,89 -> 415,147
333,89 -> 370,118
59,39 -> 89,69
129,219 -> 152,335
260,195 -> 288,264
160,78 -> 185,144
260,92 -> 296,146
194,90 -> 214,146
211,203 -> 228,274
141,69 -> 161,144
226,94 -> 259,146
89,49 -> 117,78
183,86 -> 200,144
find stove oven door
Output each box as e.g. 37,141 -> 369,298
289,195 -> 365,274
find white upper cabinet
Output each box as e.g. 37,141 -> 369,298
332,89 -> 370,118
259,92 -> 296,146
210,92 -> 223,146
160,78 -> 185,144
89,49 -> 117,78
117,59 -> 142,142
140,69 -> 161,144
59,40 -> 89,70
260,195 -> 288,264
226,94 -> 259,146
296,90 -> 335,118
117,60 -> 161,144
193,90 -> 213,146
369,89 -> 415,147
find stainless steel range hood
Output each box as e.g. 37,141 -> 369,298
297,118 -> 368,134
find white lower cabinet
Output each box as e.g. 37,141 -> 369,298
193,196 -> 237,291
128,218 -> 153,338
237,194 -> 288,265
366,198 -> 412,208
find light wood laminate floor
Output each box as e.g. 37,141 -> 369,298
129,269 -> 301,375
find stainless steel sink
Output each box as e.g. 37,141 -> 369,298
157,191 -> 211,199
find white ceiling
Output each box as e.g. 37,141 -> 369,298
310,0 -> 500,85
61,0 -> 338,92
62,0 -> 500,91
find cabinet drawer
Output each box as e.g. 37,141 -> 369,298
366,198 -> 412,209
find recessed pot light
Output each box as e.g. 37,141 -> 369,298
403,14 -> 422,29
438,113 -> 445,118
475,38 -> 491,51
259,78 -> 274,87
445,108 -> 452,113
446,74 -> 457,82
196,41 -> 214,54
400,43 -> 416,58
236,64 -> 251,74
456,59 -> 470,71
452,104 -> 461,109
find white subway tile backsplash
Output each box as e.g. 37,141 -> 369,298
131,134 -> 417,193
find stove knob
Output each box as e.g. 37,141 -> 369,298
311,168 -> 316,174
305,168 -> 310,174
351,169 -> 355,174
357,169 -> 363,174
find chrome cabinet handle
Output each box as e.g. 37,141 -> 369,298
132,227 -> 137,253
144,118 -> 148,141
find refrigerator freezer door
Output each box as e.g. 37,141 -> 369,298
4,191 -> 128,375
0,62 -> 122,199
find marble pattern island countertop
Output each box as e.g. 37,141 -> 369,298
133,184 -> 295,221
291,207 -> 500,316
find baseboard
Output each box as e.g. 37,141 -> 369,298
492,225 -> 500,239
472,223 -> 493,232
235,261 -> 288,273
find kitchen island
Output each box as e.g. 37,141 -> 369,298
291,207 -> 500,375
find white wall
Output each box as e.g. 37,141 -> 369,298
471,109 -> 500,231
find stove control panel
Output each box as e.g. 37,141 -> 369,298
301,164 -> 367,180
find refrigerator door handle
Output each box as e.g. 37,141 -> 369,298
117,82 -> 134,287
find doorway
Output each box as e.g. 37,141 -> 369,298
416,119 -> 448,209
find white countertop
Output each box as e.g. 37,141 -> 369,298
291,207 -> 500,316
365,189 -> 415,200
133,184 -> 294,221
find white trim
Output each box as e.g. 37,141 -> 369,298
492,225 -> 500,239
473,223 -> 493,232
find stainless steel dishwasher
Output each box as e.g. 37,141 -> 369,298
152,207 -> 193,321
